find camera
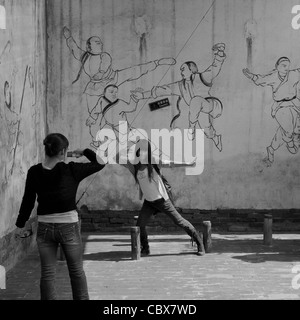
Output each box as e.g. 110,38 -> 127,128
67,151 -> 75,157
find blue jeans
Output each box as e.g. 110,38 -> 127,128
36,222 -> 89,300
137,198 -> 203,250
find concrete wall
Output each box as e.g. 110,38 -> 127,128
46,0 -> 300,211
0,0 -> 46,269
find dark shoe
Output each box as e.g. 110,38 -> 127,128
141,247 -> 150,256
197,245 -> 205,256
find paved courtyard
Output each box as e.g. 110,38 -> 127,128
1,232 -> 300,300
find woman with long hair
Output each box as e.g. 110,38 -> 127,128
118,139 -> 205,256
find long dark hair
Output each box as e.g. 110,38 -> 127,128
43,133 -> 69,157
133,140 -> 154,183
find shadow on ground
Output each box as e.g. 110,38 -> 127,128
82,233 -> 300,263
83,251 -> 196,262
211,238 -> 300,260
231,252 -> 300,263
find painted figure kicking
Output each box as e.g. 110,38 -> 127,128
132,43 -> 226,151
86,84 -> 141,149
63,27 -> 176,115
243,57 -> 300,165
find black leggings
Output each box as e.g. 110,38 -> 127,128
137,198 -> 202,249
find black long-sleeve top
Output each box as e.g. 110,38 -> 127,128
16,149 -> 105,228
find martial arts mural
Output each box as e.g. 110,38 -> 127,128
0,40 -> 18,188
63,26 -> 177,148
2,65 -> 20,175
243,57 -> 300,166
85,84 -> 144,149
0,39 -> 38,189
132,43 -> 226,152
63,25 -> 226,152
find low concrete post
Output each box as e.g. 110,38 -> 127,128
203,221 -> 212,253
130,227 -> 141,260
264,214 -> 273,246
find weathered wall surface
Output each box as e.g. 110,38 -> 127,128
46,0 -> 300,211
0,0 -> 46,268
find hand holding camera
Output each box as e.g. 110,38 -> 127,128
67,149 -> 84,158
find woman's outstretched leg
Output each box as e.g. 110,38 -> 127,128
152,199 -> 205,256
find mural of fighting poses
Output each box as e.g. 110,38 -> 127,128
62,26 -> 176,117
243,57 -> 300,166
86,84 -> 143,149
0,65 -> 18,188
0,61 -> 34,187
2,66 -> 19,151
132,43 -> 226,152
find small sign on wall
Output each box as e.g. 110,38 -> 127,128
149,98 -> 170,112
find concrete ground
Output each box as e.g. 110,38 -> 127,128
0,232 -> 300,300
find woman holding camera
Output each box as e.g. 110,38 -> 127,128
15,133 -> 105,300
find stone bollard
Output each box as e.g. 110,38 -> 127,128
263,214 -> 273,246
130,227 -> 141,260
203,221 -> 212,253
192,221 -> 212,253
0,265 -> 5,290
